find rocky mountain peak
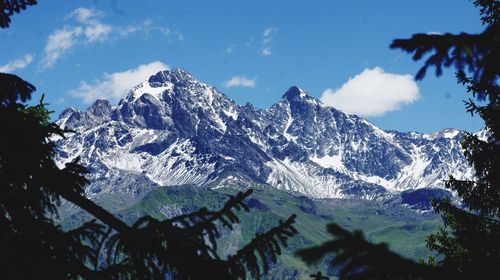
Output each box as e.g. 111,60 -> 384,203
54,68 -> 472,201
148,68 -> 194,86
424,128 -> 460,140
281,86 -> 308,101
86,99 -> 112,118
58,107 -> 79,120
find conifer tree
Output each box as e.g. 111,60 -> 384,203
297,0 -> 499,279
393,0 -> 500,277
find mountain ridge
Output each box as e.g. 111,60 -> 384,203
55,68 -> 472,203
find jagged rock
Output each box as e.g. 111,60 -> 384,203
55,68 -> 472,204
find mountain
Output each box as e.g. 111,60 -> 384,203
54,68 -> 471,205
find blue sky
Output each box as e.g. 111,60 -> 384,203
0,0 -> 486,133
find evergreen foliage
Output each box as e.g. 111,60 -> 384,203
297,224 -> 452,279
391,1 -> 500,276
298,0 -> 500,279
0,0 -> 36,28
92,190 -> 297,279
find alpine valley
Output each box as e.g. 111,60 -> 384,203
55,68 -> 472,279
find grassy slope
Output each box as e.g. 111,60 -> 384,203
114,184 -> 442,279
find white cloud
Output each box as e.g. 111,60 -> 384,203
117,25 -> 140,37
42,26 -> 83,68
118,19 -> 152,38
42,8 -> 112,68
260,27 -> 277,56
41,8 -> 180,69
260,47 -> 272,56
68,7 -> 102,24
118,19 -> 183,41
223,76 -> 257,88
41,8 -> 112,68
263,27 -> 277,40
68,7 -> 112,43
84,22 -> 112,43
0,54 -> 34,72
225,44 -> 235,54
320,67 -> 420,117
69,61 -> 168,103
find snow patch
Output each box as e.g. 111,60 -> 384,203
443,129 -> 459,139
283,107 -> 297,141
128,81 -> 173,101
310,153 -> 343,170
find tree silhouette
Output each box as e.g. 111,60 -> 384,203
297,0 -> 499,279
297,224 -> 452,279
1,73 -> 101,279
0,2 -> 298,279
93,190 -> 297,279
394,1 -> 500,276
0,0 -> 36,28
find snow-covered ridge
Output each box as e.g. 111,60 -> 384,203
54,68 -> 472,200
126,80 -> 174,102
423,128 -> 460,140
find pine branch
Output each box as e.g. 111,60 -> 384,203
164,189 -> 252,230
473,0 -> 500,26
91,190 -> 258,279
390,4 -> 499,89
0,73 -> 36,105
59,186 -> 132,234
432,199 -> 500,225
230,214 -> 297,279
0,0 -> 37,28
296,223 -> 454,280
457,71 -> 500,101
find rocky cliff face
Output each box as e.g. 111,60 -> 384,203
55,68 -> 472,202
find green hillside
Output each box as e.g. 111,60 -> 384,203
98,185 -> 442,279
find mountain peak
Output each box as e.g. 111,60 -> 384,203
59,107 -> 79,119
424,128 -> 461,140
88,99 -> 111,109
87,99 -> 112,118
281,86 -> 307,101
148,68 -> 194,86
171,68 -> 193,80
55,66 -> 469,200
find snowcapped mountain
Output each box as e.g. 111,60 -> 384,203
55,68 -> 472,202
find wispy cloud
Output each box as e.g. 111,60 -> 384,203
0,53 -> 34,73
69,7 -> 113,42
117,21 -> 144,37
68,7 -> 101,24
42,8 -> 180,69
69,61 -> 168,103
260,27 -> 277,56
42,27 -> 83,68
118,18 -> 183,41
261,47 -> 272,56
320,67 -> 420,117
225,43 -> 235,54
223,76 -> 257,88
263,27 -> 276,41
42,7 -> 112,68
